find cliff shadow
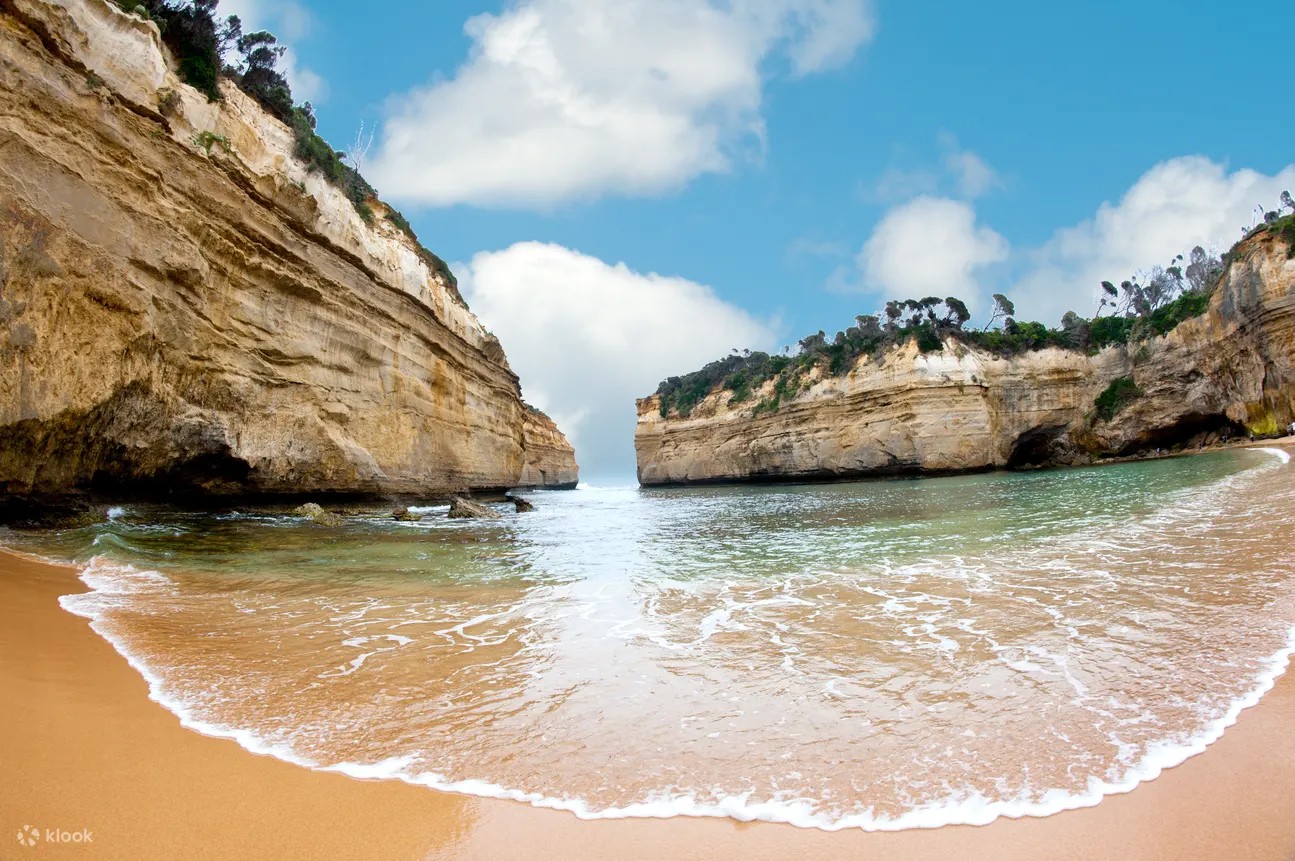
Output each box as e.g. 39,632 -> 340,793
1113,411 -> 1248,456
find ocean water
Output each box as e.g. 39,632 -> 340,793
5,448 -> 1295,831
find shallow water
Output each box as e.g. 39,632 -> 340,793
7,449 -> 1295,830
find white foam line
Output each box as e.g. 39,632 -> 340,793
53,557 -> 1295,833
1256,446 -> 1292,465
323,627 -> 1292,831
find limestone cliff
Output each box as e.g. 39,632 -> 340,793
0,0 -> 577,506
635,231 -> 1295,486
518,407 -> 580,490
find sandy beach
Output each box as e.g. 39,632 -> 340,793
1,540 -> 1292,861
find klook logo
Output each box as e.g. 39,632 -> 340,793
14,825 -> 93,847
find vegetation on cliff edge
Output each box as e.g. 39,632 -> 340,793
113,0 -> 461,298
657,196 -> 1295,420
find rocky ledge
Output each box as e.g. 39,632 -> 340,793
0,0 -> 577,515
635,230 -> 1294,486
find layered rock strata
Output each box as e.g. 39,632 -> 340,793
518,407 -> 580,489
636,231 -> 1295,486
0,0 -> 576,507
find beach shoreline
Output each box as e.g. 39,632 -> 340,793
3,538 -> 1295,860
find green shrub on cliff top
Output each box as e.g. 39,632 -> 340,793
1265,212 -> 1295,258
123,0 -> 226,102
289,104 -> 375,223
119,0 -> 463,302
654,238 -> 1238,421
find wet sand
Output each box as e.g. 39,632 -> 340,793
2,537 -> 1294,859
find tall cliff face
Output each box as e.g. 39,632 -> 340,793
0,0 -> 577,503
636,232 -> 1295,486
518,408 -> 580,490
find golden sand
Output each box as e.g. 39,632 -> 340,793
2,514 -> 1294,858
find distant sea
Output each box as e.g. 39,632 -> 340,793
6,448 -> 1293,830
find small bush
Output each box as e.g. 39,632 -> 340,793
1094,376 -> 1141,422
1089,314 -> 1137,350
1265,213 -> 1295,259
157,88 -> 181,115
915,325 -> 943,353
193,131 -> 230,155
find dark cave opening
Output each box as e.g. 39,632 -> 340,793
1115,412 -> 1247,456
90,448 -> 253,501
1006,424 -> 1068,469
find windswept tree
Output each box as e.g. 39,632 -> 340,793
883,301 -> 903,335
234,30 -> 293,122
217,13 -> 243,60
943,297 -> 971,328
983,293 -> 1015,331
853,314 -> 883,340
798,331 -> 827,354
1184,246 -> 1224,294
1097,280 -> 1119,317
1060,310 -> 1090,349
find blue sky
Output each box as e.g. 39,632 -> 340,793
229,0 -> 1295,480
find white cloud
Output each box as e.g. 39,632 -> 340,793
871,165 -> 940,202
853,196 -> 1008,311
460,242 -> 778,477
943,149 -> 999,199
937,132 -> 1000,199
869,133 -> 1000,203
277,50 -> 326,104
219,0 -> 328,104
778,0 -> 876,75
1014,156 -> 1295,324
368,0 -> 875,208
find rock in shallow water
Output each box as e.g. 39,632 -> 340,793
448,497 -> 502,519
294,503 -> 343,527
512,497 -> 535,513
392,507 -> 422,522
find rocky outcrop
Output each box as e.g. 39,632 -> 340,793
0,0 -> 576,506
293,503 -> 342,527
635,231 -> 1295,486
448,497 -> 501,520
517,406 -> 580,489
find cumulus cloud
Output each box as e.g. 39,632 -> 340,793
460,243 -> 778,478
368,0 -> 875,208
1013,156 -> 1295,324
869,133 -> 1000,203
778,0 -> 876,75
943,150 -> 999,199
848,197 -> 1008,313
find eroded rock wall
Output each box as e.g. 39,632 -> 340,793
635,232 -> 1295,486
0,0 -> 577,502
518,407 -> 580,490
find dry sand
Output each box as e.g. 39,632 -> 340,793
2,542 -> 1294,860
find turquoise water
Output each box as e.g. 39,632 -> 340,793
7,449 -> 1295,829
